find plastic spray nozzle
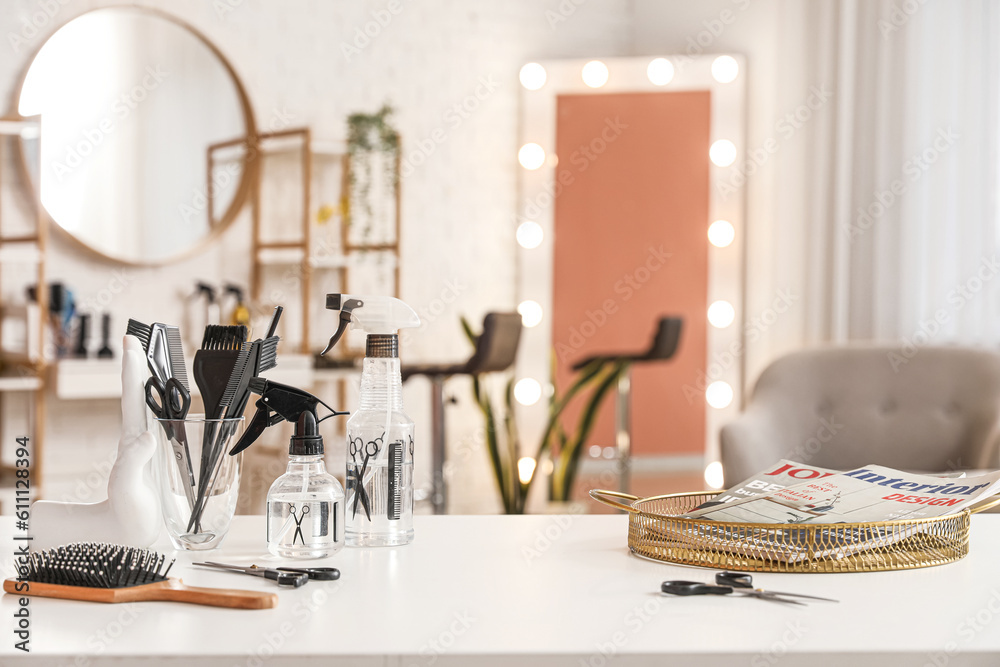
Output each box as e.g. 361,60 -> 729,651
321,294 -> 421,356
224,284 -> 244,301
228,378 -> 348,457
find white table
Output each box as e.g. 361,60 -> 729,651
2,514 -> 1000,666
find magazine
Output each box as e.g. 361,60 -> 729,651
652,463 -> 1000,563
683,464 -> 1000,524
691,460 -> 838,512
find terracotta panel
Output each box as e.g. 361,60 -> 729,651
552,91 -> 709,456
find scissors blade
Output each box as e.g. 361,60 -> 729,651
755,589 -> 838,602
738,591 -> 807,606
194,561 -> 262,577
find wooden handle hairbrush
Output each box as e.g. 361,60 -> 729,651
6,542 -> 276,610
4,578 -> 277,609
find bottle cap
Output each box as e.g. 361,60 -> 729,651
366,334 -> 398,358
290,411 -> 324,456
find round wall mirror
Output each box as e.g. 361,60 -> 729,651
16,7 -> 256,265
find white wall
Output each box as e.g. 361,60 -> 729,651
0,0 -> 635,508
632,0 -> 838,389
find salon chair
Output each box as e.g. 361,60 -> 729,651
571,316 -> 684,493
402,312 -> 523,514
720,346 -> 1000,487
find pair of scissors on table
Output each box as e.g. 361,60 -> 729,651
661,571 -> 839,605
193,562 -> 340,588
146,376 -> 195,503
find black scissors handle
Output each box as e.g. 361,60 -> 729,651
716,572 -> 753,589
145,377 -> 191,420
277,566 -> 340,581
661,580 -> 733,596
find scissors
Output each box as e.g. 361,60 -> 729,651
146,377 -> 195,504
714,572 -> 837,602
145,376 -> 192,430
290,504 -> 310,545
275,566 -> 340,581
661,572 -> 838,605
193,562 -> 309,588
349,435 -> 380,521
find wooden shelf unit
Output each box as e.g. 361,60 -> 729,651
0,114 -> 47,494
245,128 -> 402,356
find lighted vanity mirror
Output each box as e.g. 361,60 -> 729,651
16,7 -> 256,265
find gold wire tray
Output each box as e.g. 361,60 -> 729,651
590,489 -> 1000,573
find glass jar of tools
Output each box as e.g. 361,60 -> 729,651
267,453 -> 345,558
154,415 -> 244,550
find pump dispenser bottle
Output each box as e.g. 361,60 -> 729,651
322,294 -> 420,547
229,378 -> 348,558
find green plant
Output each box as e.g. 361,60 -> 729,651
461,317 -> 629,512
345,104 -> 400,243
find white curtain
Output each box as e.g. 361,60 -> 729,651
745,0 -> 1000,383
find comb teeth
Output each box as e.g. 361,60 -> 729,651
219,348 -> 252,410
163,325 -> 188,390
25,543 -> 174,589
255,336 -> 279,374
125,319 -> 152,351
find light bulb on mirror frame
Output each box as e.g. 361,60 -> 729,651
516,221 -> 544,249
712,55 -> 739,83
518,143 -> 546,170
517,300 -> 543,328
582,60 -> 609,88
519,62 -> 547,90
704,461 -> 725,490
706,381 -> 734,409
708,220 -> 735,247
647,57 -> 674,85
709,139 -> 737,167
514,378 -> 542,405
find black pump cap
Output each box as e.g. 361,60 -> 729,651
290,411 -> 324,456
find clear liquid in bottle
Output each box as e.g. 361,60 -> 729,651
266,455 -> 344,558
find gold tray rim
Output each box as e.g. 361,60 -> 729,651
590,489 -> 999,529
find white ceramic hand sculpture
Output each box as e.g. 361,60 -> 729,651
32,335 -> 162,550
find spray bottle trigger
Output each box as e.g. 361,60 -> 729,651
320,311 -> 352,356
229,400 -> 272,456
321,297 -> 364,356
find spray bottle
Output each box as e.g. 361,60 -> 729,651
229,377 -> 349,558
322,294 -> 420,547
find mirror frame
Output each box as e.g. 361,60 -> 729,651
9,6 -> 258,267
515,55 -> 747,484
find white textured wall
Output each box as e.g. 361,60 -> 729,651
0,0 -> 634,510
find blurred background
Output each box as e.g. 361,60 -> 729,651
0,0 -> 997,515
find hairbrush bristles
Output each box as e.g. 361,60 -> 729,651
125,319 -> 153,352
201,325 -> 249,351
26,543 -> 175,589
256,336 -> 279,374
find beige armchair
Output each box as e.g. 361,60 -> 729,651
720,346 -> 1000,486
